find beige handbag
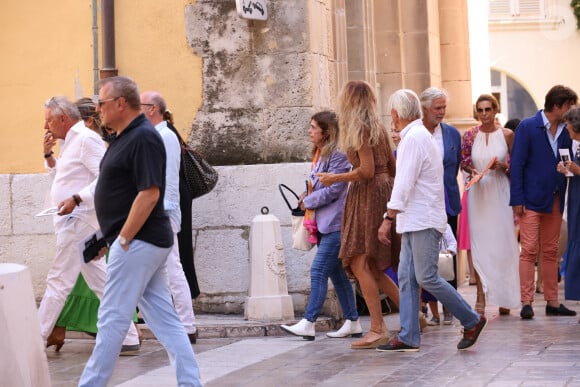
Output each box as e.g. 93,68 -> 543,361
438,252 -> 455,281
438,236 -> 455,280
291,214 -> 314,251
279,184 -> 314,251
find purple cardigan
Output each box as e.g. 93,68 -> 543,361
302,150 -> 351,234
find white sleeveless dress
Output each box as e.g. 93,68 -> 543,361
468,129 -> 520,309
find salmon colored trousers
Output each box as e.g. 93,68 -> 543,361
518,195 -> 562,304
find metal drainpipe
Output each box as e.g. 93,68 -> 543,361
100,0 -> 118,79
92,0 -> 99,95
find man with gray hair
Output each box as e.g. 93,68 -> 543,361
377,89 -> 486,352
39,96 -> 140,352
79,77 -> 200,386
419,87 -> 462,325
419,87 -> 462,232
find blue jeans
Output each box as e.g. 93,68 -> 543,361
304,231 -> 358,322
398,228 -> 480,347
79,239 -> 201,387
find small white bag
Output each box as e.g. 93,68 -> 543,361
438,252 -> 455,281
291,214 -> 314,251
279,184 -> 314,251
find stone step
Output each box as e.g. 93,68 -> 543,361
63,314 -> 340,340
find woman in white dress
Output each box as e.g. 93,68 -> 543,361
460,94 -> 520,315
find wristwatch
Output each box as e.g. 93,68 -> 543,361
118,235 -> 129,247
383,212 -> 395,222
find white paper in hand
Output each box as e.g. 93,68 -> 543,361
35,207 -> 59,217
559,149 -> 573,177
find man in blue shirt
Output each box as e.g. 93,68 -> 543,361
420,87 -> 462,325
140,90 -> 198,343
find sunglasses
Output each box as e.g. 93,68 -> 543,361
92,96 -> 120,107
476,107 -> 493,113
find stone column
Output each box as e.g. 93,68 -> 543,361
332,0 -> 348,96
398,0 -> 433,94
344,0 -> 377,85
439,0 -> 478,131
372,0 -> 440,121
309,0 -> 338,109
373,0 -> 403,121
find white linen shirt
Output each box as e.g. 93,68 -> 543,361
155,120 -> 181,232
387,119 -> 447,234
440,224 -> 457,254
432,123 -> 444,161
47,120 -> 106,229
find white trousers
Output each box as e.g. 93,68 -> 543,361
167,230 -> 196,334
38,216 -> 139,345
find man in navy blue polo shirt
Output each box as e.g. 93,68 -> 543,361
79,76 -> 201,387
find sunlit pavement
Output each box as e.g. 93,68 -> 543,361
47,280 -> 580,386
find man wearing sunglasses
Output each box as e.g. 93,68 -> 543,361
510,85 -> 578,320
78,77 -> 201,387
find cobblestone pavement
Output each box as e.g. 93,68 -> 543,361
47,281 -> 580,386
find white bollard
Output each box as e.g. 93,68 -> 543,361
0,263 -> 50,386
244,208 -> 295,321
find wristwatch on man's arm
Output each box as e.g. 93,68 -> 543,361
383,212 -> 395,222
383,208 -> 398,222
118,235 -> 130,247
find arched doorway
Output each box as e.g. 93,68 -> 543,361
491,69 -> 537,121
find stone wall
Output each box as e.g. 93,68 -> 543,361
0,163 -> 345,319
184,0 -> 336,165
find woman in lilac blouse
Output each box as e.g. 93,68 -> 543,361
281,111 -> 361,340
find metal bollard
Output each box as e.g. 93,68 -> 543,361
244,207 -> 295,321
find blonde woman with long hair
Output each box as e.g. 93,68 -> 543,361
318,81 -> 400,349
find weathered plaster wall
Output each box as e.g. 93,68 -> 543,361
0,163 -> 344,318
184,0 -> 336,165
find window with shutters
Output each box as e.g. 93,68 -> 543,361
489,0 -> 545,21
489,0 -> 562,28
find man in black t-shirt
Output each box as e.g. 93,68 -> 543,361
78,76 -> 201,387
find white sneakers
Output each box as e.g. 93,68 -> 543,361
280,318 -> 315,340
281,318 -> 364,340
326,319 -> 363,338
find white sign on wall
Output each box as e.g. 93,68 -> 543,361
235,0 -> 268,21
